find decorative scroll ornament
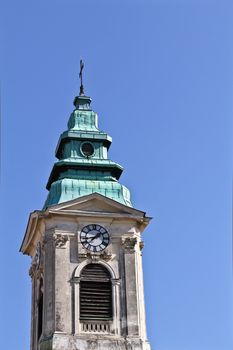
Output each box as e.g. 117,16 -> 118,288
54,233 -> 68,248
122,237 -> 137,252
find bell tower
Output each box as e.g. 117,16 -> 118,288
20,66 -> 152,350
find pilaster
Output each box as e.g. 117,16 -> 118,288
122,237 -> 140,336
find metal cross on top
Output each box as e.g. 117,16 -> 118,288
79,59 -> 84,95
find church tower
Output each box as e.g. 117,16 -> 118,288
20,64 -> 152,350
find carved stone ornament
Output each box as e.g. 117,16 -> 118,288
54,233 -> 68,248
122,237 -> 137,252
79,250 -> 112,261
86,252 -> 102,262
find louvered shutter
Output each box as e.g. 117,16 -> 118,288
80,264 -> 112,320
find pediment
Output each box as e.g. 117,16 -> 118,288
20,193 -> 151,256
47,193 -> 145,217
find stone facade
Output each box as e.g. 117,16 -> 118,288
20,193 -> 151,350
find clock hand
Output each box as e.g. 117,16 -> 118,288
87,232 -> 101,242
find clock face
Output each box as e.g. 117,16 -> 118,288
80,224 -> 109,252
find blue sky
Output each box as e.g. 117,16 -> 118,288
1,0 -> 233,349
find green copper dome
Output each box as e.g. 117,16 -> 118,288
43,94 -> 132,208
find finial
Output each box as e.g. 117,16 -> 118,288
73,59 -> 91,108
79,59 -> 84,95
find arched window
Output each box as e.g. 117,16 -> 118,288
80,264 -> 112,321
